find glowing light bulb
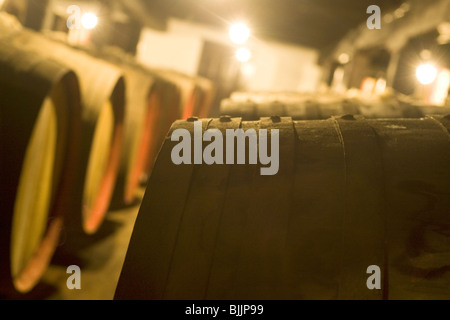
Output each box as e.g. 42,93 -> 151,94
229,23 -> 250,45
236,48 -> 252,62
241,63 -> 255,77
416,63 -> 438,85
81,12 -> 98,30
338,53 -> 350,65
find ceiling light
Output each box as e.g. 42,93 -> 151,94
229,23 -> 251,45
338,53 -> 350,65
81,12 -> 98,30
241,63 -> 256,77
236,48 -> 252,62
416,63 -> 438,85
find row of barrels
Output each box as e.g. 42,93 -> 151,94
220,90 -> 450,121
0,13 -> 214,296
116,114 -> 450,300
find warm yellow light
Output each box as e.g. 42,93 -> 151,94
81,12 -> 98,30
229,23 -> 250,45
236,48 -> 252,62
338,53 -> 350,65
374,78 -> 387,95
430,69 -> 450,105
416,63 -> 438,85
241,63 -> 255,77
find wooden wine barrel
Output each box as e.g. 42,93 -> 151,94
137,70 -> 184,183
120,70 -> 165,204
87,47 -> 188,191
220,94 -> 429,121
153,69 -> 205,120
230,90 -> 315,103
0,26 -> 126,235
223,91 -> 450,121
220,96 -> 357,120
115,115 -> 450,300
95,61 -> 164,206
0,40 -> 82,295
395,94 -> 450,118
192,76 -> 215,118
111,65 -> 215,184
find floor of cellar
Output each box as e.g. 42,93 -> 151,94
9,187 -> 145,300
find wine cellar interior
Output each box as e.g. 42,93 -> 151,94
1,0 -> 450,300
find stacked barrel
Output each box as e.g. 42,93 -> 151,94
220,91 -> 450,120
89,47 -> 216,198
0,14 -> 83,295
0,12 -> 215,296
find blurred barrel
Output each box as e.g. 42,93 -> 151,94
220,93 -> 433,120
395,93 -> 450,118
0,22 -> 126,235
116,115 -> 450,300
142,77 -> 184,179
193,76 -> 215,118
116,68 -> 164,205
120,65 -> 187,185
229,90 -> 315,103
92,51 -> 166,205
222,90 -> 450,121
154,70 -> 198,120
153,69 -> 215,120
133,69 -> 200,181
89,46 -> 191,191
0,40 -> 82,294
110,64 -> 215,184
220,96 -> 359,120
